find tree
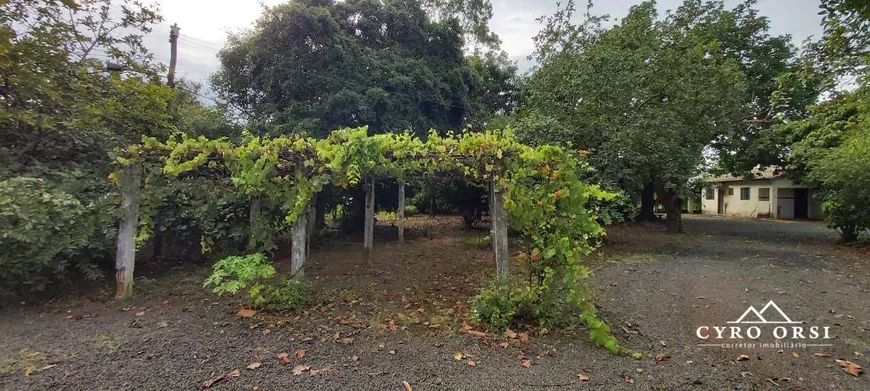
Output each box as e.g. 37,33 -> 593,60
212,0 -> 474,138
522,0 -> 748,232
782,86 -> 870,242
772,0 -> 870,243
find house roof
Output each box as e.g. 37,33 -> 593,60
704,166 -> 786,183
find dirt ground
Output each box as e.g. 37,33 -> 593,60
0,215 -> 867,391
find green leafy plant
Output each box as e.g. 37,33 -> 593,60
469,283 -> 517,332
203,253 -> 276,306
258,278 -> 310,312
0,177 -> 113,296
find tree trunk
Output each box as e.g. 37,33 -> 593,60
637,181 -> 657,222
490,181 -> 509,284
397,179 -> 405,243
656,184 -> 683,234
363,180 -> 375,264
291,209 -> 307,278
115,163 -> 142,300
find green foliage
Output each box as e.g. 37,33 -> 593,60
782,85 -> 870,242
0,177 -> 114,295
258,278 -> 310,312
213,0 -> 474,138
469,283 -> 516,332
403,204 -> 419,216
204,253 -> 275,303
590,190 -> 637,225
204,253 -> 310,311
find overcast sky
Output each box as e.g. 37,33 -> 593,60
136,0 -> 825,101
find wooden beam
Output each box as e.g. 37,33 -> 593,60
363,180 -> 375,264
490,181 -> 509,284
397,179 -> 405,243
114,163 -> 142,299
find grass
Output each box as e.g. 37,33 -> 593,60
462,235 -> 491,249
93,333 -> 124,355
0,349 -> 46,376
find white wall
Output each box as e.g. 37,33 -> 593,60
701,178 -> 824,220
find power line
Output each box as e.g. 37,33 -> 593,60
179,36 -> 222,52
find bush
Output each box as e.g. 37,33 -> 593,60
403,204 -> 419,216
0,177 -> 114,296
590,190 -> 637,225
204,253 -> 275,303
469,283 -> 516,332
203,253 -> 309,311
258,278 -> 310,312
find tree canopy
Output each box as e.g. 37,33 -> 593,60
212,0 -> 516,138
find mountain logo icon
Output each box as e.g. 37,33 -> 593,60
727,301 -> 801,324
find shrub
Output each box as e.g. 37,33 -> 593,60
471,281 -> 619,353
0,177 -> 114,296
203,253 -> 310,311
469,283 -> 516,332
403,204 -> 419,216
204,253 -> 275,305
258,278 -> 310,312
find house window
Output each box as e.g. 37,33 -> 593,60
705,186 -> 714,200
728,188 -> 734,196
758,188 -> 770,201
740,187 -> 750,200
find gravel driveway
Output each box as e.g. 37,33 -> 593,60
0,215 -> 866,390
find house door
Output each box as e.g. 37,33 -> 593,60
717,188 -> 725,214
795,188 -> 809,219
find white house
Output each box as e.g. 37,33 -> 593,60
701,167 -> 823,220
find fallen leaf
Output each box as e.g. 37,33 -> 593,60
432,342 -> 443,348
291,365 -> 310,376
835,359 -> 863,377
135,311 -> 145,316
310,364 -> 337,376
792,351 -> 800,358
237,309 -> 256,318
624,375 -> 634,384
200,374 -> 227,389
498,342 -> 509,349
351,355 -> 359,362
402,380 -> 413,391
389,349 -> 396,355
293,349 -> 306,359
454,352 -> 464,361
655,353 -> 670,362
504,329 -> 518,339
740,371 -> 753,378
229,369 -> 241,377
278,352 -> 290,363
246,362 -> 261,370
813,353 -> 831,358
521,359 -> 531,368
157,321 -> 169,328
658,340 -> 667,347
518,332 -> 530,343
578,374 -> 590,382
736,354 -> 750,362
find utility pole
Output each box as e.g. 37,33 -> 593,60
167,23 -> 180,88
